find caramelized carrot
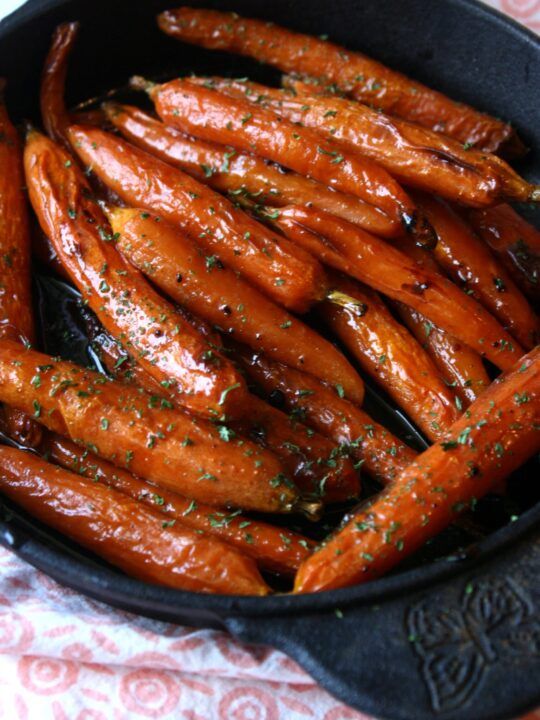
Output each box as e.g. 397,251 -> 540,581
0,81 -> 42,448
157,8 -> 519,154
67,125 -> 329,315
189,77 -> 537,208
414,193 -> 539,349
271,205 -> 524,371
236,348 -> 417,485
40,432 -> 314,575
103,101 -> 398,238
24,128 -> 248,420
0,445 -> 269,595
295,346 -> 540,592
317,273 -> 459,440
141,77 -> 436,246
40,22 -> 80,149
0,339 -> 301,514
467,204 -> 540,303
107,206 -> 364,403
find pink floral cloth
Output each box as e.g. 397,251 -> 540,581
0,2 -> 538,719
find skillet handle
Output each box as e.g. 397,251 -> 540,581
226,523 -> 540,720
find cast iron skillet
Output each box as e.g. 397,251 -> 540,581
1,1 -> 539,718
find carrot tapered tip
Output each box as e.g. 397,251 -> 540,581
295,498 -> 324,521
129,76 -> 157,96
326,289 -> 368,316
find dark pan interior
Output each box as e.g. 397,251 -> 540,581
0,0 -> 539,620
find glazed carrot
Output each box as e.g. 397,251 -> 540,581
40,432 -> 314,575
157,8 -> 519,154
0,339 -> 301,514
271,205 -> 524,371
67,125 -> 329,315
388,233 -> 491,405
316,273 -> 459,440
24,128 -> 248,420
103,102 -> 398,238
395,303 -> 490,407
0,445 -> 269,595
107,206 -> 364,403
83,295 -> 358,504
467,204 -> 540,302
236,348 -> 417,485
413,193 -> 539,349
40,21 -> 78,148
140,77 -> 436,246
0,81 -> 42,448
200,77 -> 537,207
295,346 -> 540,592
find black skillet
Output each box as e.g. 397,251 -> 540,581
0,1 -> 539,718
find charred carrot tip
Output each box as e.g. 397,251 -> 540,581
129,75 -> 157,95
326,289 -> 368,315
294,497 -> 324,521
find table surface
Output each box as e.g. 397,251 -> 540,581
0,0 -> 539,718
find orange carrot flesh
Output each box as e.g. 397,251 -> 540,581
157,7 -> 517,154
107,206 -> 364,404
316,273 -> 460,440
294,346 -> 540,593
467,204 -> 540,303
237,348 -> 417,485
271,205 -> 524,371
40,432 -> 314,575
414,193 -> 539,350
0,339 -> 299,514
147,78 -> 437,246
0,445 -> 269,595
103,102 -> 399,239
67,124 -> 329,315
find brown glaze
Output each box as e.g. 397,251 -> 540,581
0,445 -> 269,595
0,340 -> 299,513
295,346 -> 540,592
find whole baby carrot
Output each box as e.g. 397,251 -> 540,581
157,7 -> 520,154
0,445 -> 270,595
295,346 -> 540,592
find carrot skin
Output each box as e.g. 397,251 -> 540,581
414,193 -> 539,350
40,431 -> 314,575
149,78 -> 436,246
157,7 -> 517,154
272,205 -> 524,371
24,129 -> 248,420
67,125 -> 329,315
294,346 -> 540,592
103,102 -> 398,239
0,340 -> 298,513
467,204 -> 540,303
108,206 -> 364,404
0,445 -> 269,595
0,82 -> 42,448
237,349 -> 417,485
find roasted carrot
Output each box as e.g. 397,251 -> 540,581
198,77 -> 537,207
157,8 -> 520,155
0,445 -> 269,594
40,22 -> 78,148
316,273 -> 459,440
40,431 -> 314,575
271,205 -> 524,371
0,339 -> 302,514
24,128 -> 248,420
236,348 -> 417,485
467,204 -> 540,303
395,303 -> 490,407
139,77 -> 436,246
0,81 -> 42,448
107,206 -> 364,403
103,102 -> 398,239
413,192 -> 539,349
67,125 -> 332,315
295,346 -> 540,592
